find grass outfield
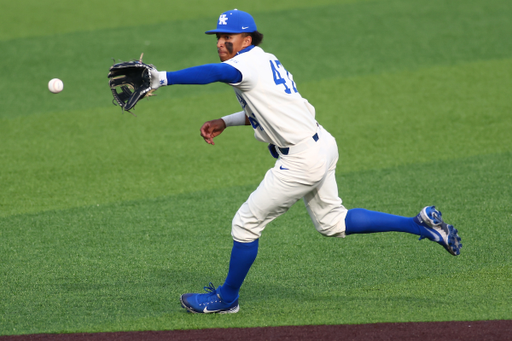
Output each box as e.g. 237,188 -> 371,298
1,0 -> 511,336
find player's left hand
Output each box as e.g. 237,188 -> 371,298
108,60 -> 156,112
200,119 -> 226,145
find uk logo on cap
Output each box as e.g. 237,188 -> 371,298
219,14 -> 229,25
205,9 -> 257,34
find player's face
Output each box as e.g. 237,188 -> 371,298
216,33 -> 252,62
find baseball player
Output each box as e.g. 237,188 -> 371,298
149,9 -> 462,314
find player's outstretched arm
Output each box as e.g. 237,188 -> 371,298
200,119 -> 227,145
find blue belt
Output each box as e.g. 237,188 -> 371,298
278,133 -> 319,155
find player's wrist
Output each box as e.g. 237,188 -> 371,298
221,111 -> 246,127
159,71 -> 168,86
150,70 -> 168,89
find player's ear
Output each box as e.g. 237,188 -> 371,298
243,34 -> 253,47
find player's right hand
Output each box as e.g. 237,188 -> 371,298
200,119 -> 227,145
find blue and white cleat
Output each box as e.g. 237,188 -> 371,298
415,206 -> 462,256
180,282 -> 239,314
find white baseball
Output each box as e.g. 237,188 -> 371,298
48,78 -> 64,94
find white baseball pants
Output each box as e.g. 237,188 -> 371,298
231,126 -> 348,242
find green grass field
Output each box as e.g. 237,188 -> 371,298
1,0 -> 511,336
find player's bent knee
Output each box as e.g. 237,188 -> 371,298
231,225 -> 261,243
318,229 -> 346,238
314,216 -> 348,238
231,210 -> 263,243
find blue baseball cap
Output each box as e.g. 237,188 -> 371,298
205,9 -> 257,34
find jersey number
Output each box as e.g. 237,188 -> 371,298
248,115 -> 263,131
270,60 -> 298,94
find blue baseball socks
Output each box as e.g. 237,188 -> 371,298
219,239 -> 259,303
345,208 -> 430,236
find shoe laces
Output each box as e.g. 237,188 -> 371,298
419,209 -> 446,242
203,282 -> 216,294
197,282 -> 221,305
430,209 -> 443,225
426,206 -> 443,225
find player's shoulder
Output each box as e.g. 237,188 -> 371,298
224,47 -> 262,69
240,48 -> 280,71
233,46 -> 269,61
251,46 -> 276,60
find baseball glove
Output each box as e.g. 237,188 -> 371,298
108,55 -> 156,114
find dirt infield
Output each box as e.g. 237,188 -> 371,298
2,320 -> 511,341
